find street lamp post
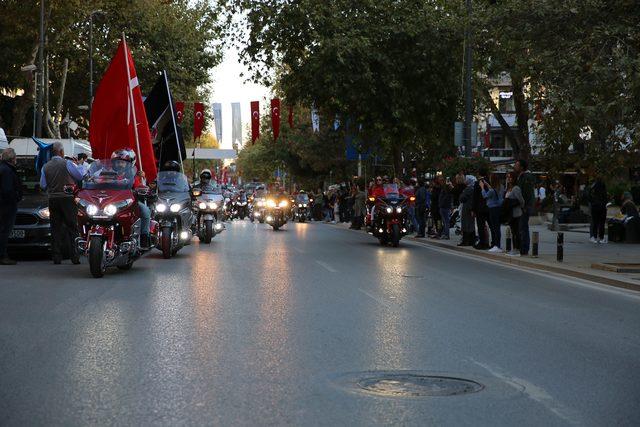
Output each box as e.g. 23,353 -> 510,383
463,0 -> 473,157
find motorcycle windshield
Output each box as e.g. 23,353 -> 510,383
83,159 -> 136,190
296,195 -> 309,203
200,183 -> 222,194
157,171 -> 189,193
383,184 -> 400,200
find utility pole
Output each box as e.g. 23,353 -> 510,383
36,0 -> 45,137
463,0 -> 473,157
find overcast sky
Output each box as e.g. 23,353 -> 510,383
209,45 -> 271,149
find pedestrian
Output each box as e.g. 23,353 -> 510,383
458,175 -> 476,246
472,168 -> 490,250
77,153 -> 90,176
414,179 -> 428,237
0,148 -> 23,265
588,177 -> 608,244
438,176 -> 453,240
40,142 -> 83,264
515,159 -> 535,255
535,182 -> 546,214
505,172 -> 524,256
429,180 -> 441,237
401,178 -> 418,233
481,173 -> 504,252
351,183 -> 366,230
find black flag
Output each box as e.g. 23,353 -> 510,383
144,71 -> 186,169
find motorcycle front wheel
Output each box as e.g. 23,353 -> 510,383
161,226 -> 172,259
89,236 -> 105,278
391,223 -> 401,247
203,220 -> 213,244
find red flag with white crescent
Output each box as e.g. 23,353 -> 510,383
89,38 -> 157,182
175,101 -> 184,124
271,98 -> 281,141
193,102 -> 205,140
250,101 -> 260,143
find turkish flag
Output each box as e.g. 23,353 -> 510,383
175,101 -> 184,124
89,39 -> 157,182
288,105 -> 294,128
271,98 -> 281,141
193,102 -> 204,140
250,101 -> 260,143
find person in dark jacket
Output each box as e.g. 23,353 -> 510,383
429,181 -> 441,237
515,159 -> 535,255
472,168 -> 490,250
438,176 -> 453,240
588,177 -> 608,243
414,179 -> 428,237
0,148 -> 23,265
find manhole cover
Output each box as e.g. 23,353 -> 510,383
339,371 -> 483,397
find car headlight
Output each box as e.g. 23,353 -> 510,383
170,203 -> 181,213
386,207 -> 393,214
86,204 -> 99,216
198,202 -> 207,210
104,204 -> 118,216
396,207 -> 403,213
279,200 -> 288,208
267,200 -> 276,208
37,207 -> 50,219
156,203 -> 168,213
208,202 -> 218,210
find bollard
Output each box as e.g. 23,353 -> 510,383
532,231 -> 539,258
557,232 -> 564,262
505,227 -> 512,253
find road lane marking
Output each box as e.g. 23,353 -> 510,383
469,358 -> 581,425
357,288 -> 391,308
316,260 -> 338,273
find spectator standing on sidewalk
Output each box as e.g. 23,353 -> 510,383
414,179 -> 428,237
472,168 -> 490,250
515,159 -> 535,255
458,175 -> 477,247
438,176 -> 453,240
429,180 -> 441,237
350,184 -> 366,230
40,142 -> 83,264
481,173 -> 504,252
0,148 -> 23,265
401,178 -> 418,233
505,172 -> 524,255
588,177 -> 608,244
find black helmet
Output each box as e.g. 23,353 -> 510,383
200,169 -> 212,180
161,160 -> 181,172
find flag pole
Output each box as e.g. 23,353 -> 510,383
122,33 -> 143,173
163,70 -> 184,173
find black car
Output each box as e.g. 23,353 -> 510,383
7,158 -> 52,254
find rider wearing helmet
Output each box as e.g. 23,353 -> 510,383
111,149 -> 152,248
195,169 -> 214,191
160,160 -> 181,173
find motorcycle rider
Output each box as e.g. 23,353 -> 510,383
111,149 -> 152,248
367,176 -> 386,229
161,160 -> 181,172
195,169 -> 214,190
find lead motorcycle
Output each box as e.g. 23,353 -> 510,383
368,183 -> 412,247
193,183 -> 224,243
76,159 -> 158,278
265,196 -> 289,230
154,170 -> 194,258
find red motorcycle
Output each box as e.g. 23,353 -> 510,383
367,183 -> 413,247
75,159 -> 158,278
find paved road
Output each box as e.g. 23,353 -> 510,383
1,221 -> 639,426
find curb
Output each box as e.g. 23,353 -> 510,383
329,223 -> 640,293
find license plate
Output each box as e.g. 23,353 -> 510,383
9,229 -> 25,239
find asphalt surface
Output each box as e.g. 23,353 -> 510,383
1,220 -> 639,426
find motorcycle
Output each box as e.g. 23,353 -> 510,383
193,184 -> 225,243
75,159 -> 159,278
153,171 -> 195,258
264,197 -> 288,230
292,194 -> 310,223
235,195 -> 249,219
252,195 -> 267,223
368,183 -> 411,247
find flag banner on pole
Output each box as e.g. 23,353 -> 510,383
271,98 -> 281,141
311,107 -> 320,132
175,101 -> 184,124
212,103 -> 222,143
231,102 -> 242,146
250,101 -> 260,143
288,105 -> 294,128
32,136 -> 53,175
193,102 -> 205,141
144,72 -> 186,169
89,38 -> 157,182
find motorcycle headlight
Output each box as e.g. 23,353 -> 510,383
303,203 -> 308,208
37,207 -> 50,219
208,202 -> 218,210
104,204 -> 118,216
156,203 -> 168,213
257,201 -> 264,207
267,200 -> 276,208
86,204 -> 99,216
386,207 -> 393,214
170,203 -> 181,213
279,200 -> 288,208
396,207 -> 403,214
298,203 -> 303,208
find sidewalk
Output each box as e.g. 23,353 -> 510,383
332,220 -> 640,292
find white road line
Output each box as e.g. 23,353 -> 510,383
315,260 -> 338,273
357,288 -> 391,308
469,358 -> 581,425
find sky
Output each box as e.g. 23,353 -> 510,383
209,45 -> 271,149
